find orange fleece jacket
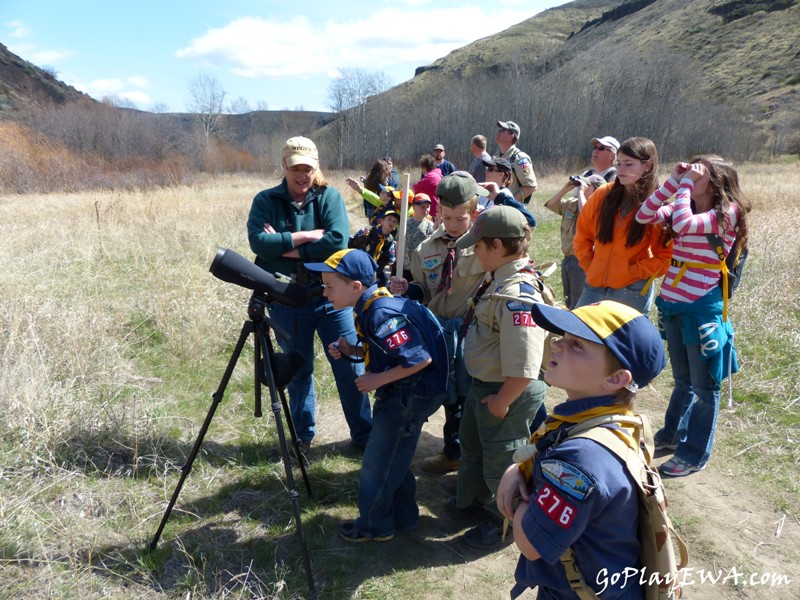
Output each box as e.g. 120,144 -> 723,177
573,184 -> 671,289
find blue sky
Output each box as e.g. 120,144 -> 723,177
2,0 -> 569,113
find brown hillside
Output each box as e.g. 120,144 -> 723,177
315,0 -> 800,166
0,42 -> 90,112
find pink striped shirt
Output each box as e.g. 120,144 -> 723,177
636,177 -> 739,304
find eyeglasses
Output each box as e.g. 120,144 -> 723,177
486,166 -> 507,173
497,128 -> 510,134
593,145 -> 609,152
434,149 -> 444,152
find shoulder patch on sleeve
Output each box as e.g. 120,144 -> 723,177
422,255 -> 442,269
540,459 -> 596,501
517,157 -> 531,169
376,316 -> 409,338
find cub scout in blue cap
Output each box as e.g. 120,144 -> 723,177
452,205 -> 549,549
305,249 -> 449,543
496,300 -> 667,600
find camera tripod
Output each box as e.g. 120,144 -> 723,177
149,293 -> 316,597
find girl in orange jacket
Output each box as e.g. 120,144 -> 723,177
573,137 -> 671,313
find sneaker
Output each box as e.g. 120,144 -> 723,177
445,495 -> 486,520
421,453 -> 459,474
338,521 -> 394,543
461,518 -> 511,550
658,456 -> 705,478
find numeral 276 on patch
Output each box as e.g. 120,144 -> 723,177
536,484 -> 575,528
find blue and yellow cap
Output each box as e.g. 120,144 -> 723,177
531,300 -> 666,390
304,249 -> 378,286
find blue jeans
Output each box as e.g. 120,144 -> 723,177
575,278 -> 655,314
269,296 -> 372,446
356,381 -> 445,537
560,254 -> 586,310
658,312 -> 720,467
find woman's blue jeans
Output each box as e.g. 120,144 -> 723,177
575,278 -> 655,314
269,296 -> 372,447
355,382 -> 445,537
658,312 -> 720,467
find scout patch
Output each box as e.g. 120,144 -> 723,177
535,483 -> 576,529
377,316 -> 411,349
422,255 -> 442,270
376,316 -> 408,338
540,459 -> 595,501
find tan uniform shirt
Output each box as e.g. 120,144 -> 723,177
498,145 -> 537,201
464,258 -> 546,382
410,226 -> 486,319
557,197 -> 580,257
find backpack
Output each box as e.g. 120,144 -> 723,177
519,414 -> 689,600
706,233 -> 747,298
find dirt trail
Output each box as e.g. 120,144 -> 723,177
316,389 -> 799,599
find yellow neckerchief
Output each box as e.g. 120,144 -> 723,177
519,403 -> 637,481
354,286 -> 392,369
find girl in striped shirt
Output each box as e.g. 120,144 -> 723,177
635,155 -> 750,477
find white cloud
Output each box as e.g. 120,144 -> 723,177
175,6 -> 547,81
118,90 -> 151,105
5,19 -> 30,38
126,75 -> 150,88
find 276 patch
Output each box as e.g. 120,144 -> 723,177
384,328 -> 410,349
535,484 -> 576,529
540,459 -> 595,501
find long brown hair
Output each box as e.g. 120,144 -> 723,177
364,159 -> 391,194
664,154 -> 751,249
597,137 -> 659,246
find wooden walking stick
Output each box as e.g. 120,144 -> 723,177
394,172 -> 411,277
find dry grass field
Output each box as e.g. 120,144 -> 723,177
1,163 -> 798,599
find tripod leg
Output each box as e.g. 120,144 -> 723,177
276,385 -> 312,496
256,325 -> 317,597
149,321 -> 255,550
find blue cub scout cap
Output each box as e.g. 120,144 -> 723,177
531,300 -> 666,390
304,249 -> 378,286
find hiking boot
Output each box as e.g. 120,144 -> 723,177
659,456 -> 705,478
445,495 -> 486,520
338,521 -> 394,543
461,518 -> 511,550
421,453 -> 459,474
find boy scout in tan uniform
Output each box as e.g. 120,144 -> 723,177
390,172 -> 489,473
453,205 -> 548,549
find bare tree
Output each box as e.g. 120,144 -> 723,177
229,96 -> 252,114
186,73 -> 226,141
327,68 -> 392,168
